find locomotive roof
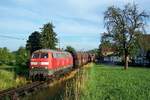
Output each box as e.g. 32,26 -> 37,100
33,49 -> 69,54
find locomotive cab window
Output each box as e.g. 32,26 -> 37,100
41,53 -> 48,58
32,53 -> 40,58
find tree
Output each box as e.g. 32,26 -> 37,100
41,22 -> 58,49
146,50 -> 150,62
138,34 -> 150,51
26,31 -> 42,55
65,46 -> 76,54
0,47 -> 15,65
104,4 -> 149,69
0,47 -> 9,64
16,47 -> 29,66
8,51 -> 16,65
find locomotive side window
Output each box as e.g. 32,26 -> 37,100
32,53 -> 40,58
52,52 -> 69,58
41,53 -> 48,58
57,53 -> 61,58
52,52 -> 57,58
56,53 -> 59,58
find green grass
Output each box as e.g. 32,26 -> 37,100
0,67 -> 28,90
0,70 -> 16,90
81,64 -> 150,100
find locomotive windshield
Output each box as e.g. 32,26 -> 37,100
32,53 -> 48,58
41,53 -> 48,58
32,53 -> 40,58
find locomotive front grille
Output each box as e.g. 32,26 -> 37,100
30,67 -> 53,76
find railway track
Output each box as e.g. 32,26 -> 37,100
0,81 -> 49,100
0,69 -> 78,100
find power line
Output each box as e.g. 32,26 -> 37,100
0,35 -> 26,40
0,32 -> 27,35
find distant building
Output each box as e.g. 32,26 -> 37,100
101,47 -> 115,56
99,34 -> 150,66
100,46 -> 122,63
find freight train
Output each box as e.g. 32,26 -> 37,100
29,49 -> 95,80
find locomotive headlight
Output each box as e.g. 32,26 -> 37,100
45,67 -> 48,69
41,62 -> 49,65
31,62 -> 38,65
31,66 -> 34,69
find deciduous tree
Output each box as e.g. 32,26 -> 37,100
26,31 -> 42,54
16,47 -> 29,66
104,4 -> 149,69
65,46 -> 76,54
0,47 -> 15,65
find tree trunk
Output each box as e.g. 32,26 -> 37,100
124,54 -> 129,70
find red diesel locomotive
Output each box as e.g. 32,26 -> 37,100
30,49 -> 73,79
29,49 -> 95,80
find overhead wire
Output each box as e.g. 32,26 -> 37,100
0,34 -> 27,40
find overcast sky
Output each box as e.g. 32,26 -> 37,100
0,0 -> 149,51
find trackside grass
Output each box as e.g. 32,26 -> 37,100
0,67 -> 28,90
0,70 -> 16,90
81,64 -> 150,100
